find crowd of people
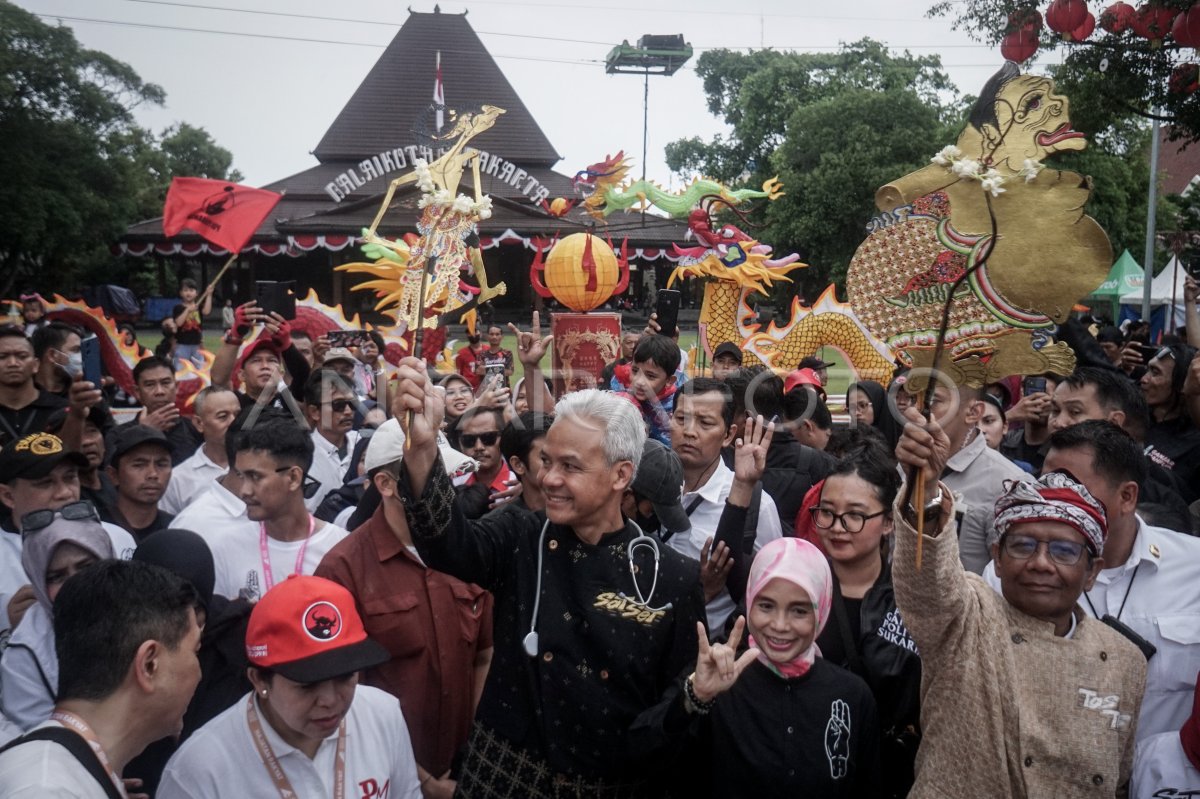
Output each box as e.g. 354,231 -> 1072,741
0,282 -> 1199,798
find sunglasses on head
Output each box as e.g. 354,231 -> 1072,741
460,432 -> 500,448
20,500 -> 100,539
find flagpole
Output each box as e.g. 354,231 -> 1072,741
198,252 -> 238,305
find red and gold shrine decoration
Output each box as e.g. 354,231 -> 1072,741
531,232 -> 629,313
550,313 -> 621,395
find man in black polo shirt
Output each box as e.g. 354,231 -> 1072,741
391,331 -> 704,796
0,327 -> 66,447
1141,344 -> 1200,504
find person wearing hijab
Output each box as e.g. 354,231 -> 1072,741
0,504 -> 113,730
845,380 -> 903,448
689,537 -> 880,798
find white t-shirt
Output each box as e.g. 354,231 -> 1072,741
670,460 -> 783,631
171,481 -> 253,546
209,518 -> 351,601
160,447 -> 226,515
159,686 -> 421,799
1131,730 -> 1200,798
0,719 -> 118,798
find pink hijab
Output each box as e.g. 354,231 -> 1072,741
745,537 -> 833,679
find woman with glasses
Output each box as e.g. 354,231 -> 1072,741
439,373 -> 475,429
0,501 -> 112,731
809,441 -> 922,798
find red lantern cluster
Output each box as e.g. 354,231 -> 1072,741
1130,3 -> 1180,44
1174,4 -> 1200,46
1100,1 -> 1136,32
1046,0 -> 1090,33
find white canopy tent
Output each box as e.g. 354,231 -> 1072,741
1120,256 -> 1190,332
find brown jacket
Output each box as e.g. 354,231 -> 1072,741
892,496 -> 1147,798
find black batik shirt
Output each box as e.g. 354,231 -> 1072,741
402,459 -> 704,783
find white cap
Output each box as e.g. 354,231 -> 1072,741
323,347 -> 357,365
364,419 -> 477,480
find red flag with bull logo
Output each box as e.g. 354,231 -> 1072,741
162,177 -> 282,253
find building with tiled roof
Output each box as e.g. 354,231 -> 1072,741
120,7 -> 689,318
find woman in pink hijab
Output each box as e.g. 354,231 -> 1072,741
684,537 -> 881,798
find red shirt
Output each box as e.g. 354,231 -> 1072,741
466,460 -> 513,494
454,346 -> 482,390
315,507 -> 494,775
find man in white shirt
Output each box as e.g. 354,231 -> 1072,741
160,386 -> 240,515
0,433 -> 136,632
0,559 -> 203,798
302,370 -> 361,511
209,415 -> 350,601
669,378 -> 782,630
985,420 -> 1200,741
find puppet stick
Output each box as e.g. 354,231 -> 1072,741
913,392 -> 926,570
198,253 -> 238,305
403,259 -> 433,451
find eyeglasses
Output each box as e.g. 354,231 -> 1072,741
1000,534 -> 1087,566
325,399 -> 355,413
460,432 -> 500,448
809,506 -> 888,534
20,500 -> 100,539
276,466 -> 323,500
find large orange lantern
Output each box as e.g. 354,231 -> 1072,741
531,232 -> 629,312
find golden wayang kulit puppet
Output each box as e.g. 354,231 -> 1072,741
846,62 -> 1111,387
338,104 -> 508,337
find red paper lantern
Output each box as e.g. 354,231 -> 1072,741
1100,1 -> 1136,32
1066,11 -> 1097,39
1130,3 -> 1179,43
1171,3 -> 1200,47
1046,0 -> 1091,34
1009,6 -> 1044,31
1170,62 -> 1200,94
1001,27 -> 1040,62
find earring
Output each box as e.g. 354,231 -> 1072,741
261,690 -> 268,697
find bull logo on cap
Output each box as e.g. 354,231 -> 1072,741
302,601 -> 343,641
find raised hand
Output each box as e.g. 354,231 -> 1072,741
699,536 -> 733,603
392,356 -> 444,452
691,615 -> 760,703
733,414 -> 774,485
508,311 -> 552,369
895,404 -> 952,485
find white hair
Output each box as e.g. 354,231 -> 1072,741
552,389 -> 645,474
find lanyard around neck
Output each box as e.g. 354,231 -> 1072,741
1084,561 -> 1142,621
246,695 -> 346,799
50,710 -> 125,796
258,514 -> 315,593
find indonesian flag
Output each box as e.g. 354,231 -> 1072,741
162,177 -> 282,254
434,51 -> 445,132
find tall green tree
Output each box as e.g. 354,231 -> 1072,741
0,2 -> 239,297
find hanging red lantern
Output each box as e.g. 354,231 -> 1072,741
1066,11 -> 1097,39
1171,3 -> 1200,47
1100,1 -> 1136,32
1170,62 -> 1200,94
1046,0 -> 1091,34
1009,6 -> 1044,31
1001,27 -> 1040,62
1130,3 -> 1179,44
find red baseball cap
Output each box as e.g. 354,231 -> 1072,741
245,575 -> 388,683
783,368 -> 826,399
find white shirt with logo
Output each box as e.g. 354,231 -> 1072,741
1132,731 -> 1200,798
208,519 -> 351,602
158,685 -> 421,799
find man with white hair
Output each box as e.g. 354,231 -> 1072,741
389,313 -> 704,797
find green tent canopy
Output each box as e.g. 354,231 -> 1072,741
1086,249 -> 1144,321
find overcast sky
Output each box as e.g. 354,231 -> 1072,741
18,0 -> 1065,189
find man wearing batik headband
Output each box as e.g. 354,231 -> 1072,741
894,407 -> 1148,798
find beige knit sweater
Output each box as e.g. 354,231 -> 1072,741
892,499 -> 1147,798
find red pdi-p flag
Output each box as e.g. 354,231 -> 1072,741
162,177 -> 282,253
